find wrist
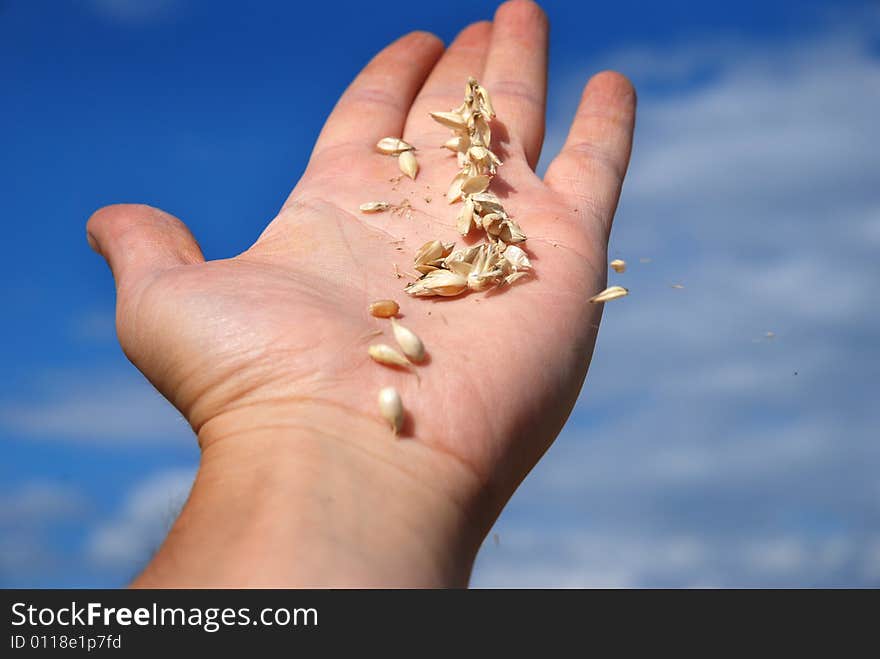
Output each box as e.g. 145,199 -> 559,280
134,401 -> 484,587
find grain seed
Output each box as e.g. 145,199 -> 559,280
414,240 -> 454,269
461,174 -> 491,195
404,270 -> 468,297
480,212 -> 503,236
457,197 -> 475,236
444,135 -> 470,152
499,219 -> 527,244
359,201 -> 389,213
504,271 -> 529,286
368,344 -> 411,368
377,386 -> 404,435
475,83 -> 495,118
430,111 -> 467,130
588,285 -> 629,303
369,299 -> 399,318
391,318 -> 425,363
376,137 -> 414,154
503,244 -> 531,271
447,171 -> 468,203
398,149 -> 418,179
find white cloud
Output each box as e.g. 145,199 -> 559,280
87,468 -> 195,571
0,368 -> 193,443
0,535 -> 60,579
0,481 -> 88,526
475,528 -> 880,588
70,310 -> 117,343
0,481 -> 89,583
475,11 -> 880,587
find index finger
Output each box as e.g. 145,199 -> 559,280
310,31 -> 444,160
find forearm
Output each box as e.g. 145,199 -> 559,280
132,405 -> 484,588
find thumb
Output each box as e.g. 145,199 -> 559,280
86,204 -> 205,289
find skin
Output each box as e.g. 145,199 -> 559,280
86,0 -> 636,587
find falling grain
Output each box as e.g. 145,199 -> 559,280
588,285 -> 629,303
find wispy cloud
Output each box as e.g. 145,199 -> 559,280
86,468 -> 195,572
0,481 -> 89,527
0,368 -> 192,443
476,528 -> 880,588
0,482 -> 89,584
475,10 -> 880,587
69,310 -> 117,343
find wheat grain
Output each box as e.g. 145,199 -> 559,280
390,318 -> 425,363
588,286 -> 629,303
369,299 -> 400,318
377,387 -> 404,434
398,149 -> 418,179
359,201 -> 389,213
376,137 -> 414,154
368,344 -> 411,368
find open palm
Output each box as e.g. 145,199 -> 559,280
87,1 -> 635,585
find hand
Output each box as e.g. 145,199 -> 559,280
86,0 -> 635,587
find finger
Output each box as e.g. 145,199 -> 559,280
310,31 -> 444,158
86,204 -> 204,291
403,21 -> 492,139
480,0 -> 549,169
543,71 -> 636,238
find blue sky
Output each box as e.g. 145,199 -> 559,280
2,0 -> 878,587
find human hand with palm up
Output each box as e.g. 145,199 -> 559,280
87,0 -> 635,587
